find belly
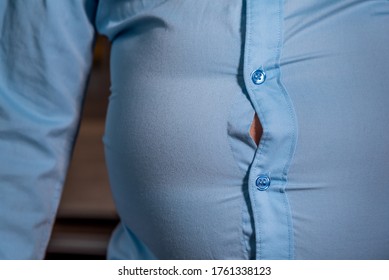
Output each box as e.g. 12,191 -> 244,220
281,0 -> 389,259
102,0 -> 255,259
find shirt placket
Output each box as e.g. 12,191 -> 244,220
243,0 -> 297,259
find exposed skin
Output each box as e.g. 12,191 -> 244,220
250,113 -> 262,146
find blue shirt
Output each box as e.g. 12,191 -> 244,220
1,0 -> 389,259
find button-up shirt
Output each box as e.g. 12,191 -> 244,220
1,0 -> 389,259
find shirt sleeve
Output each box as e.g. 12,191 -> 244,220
0,0 -> 97,259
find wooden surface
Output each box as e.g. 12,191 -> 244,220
57,119 -> 117,219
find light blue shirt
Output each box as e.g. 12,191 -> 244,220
1,0 -> 389,259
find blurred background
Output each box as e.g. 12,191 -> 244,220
45,36 -> 118,259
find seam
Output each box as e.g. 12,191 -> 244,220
276,0 -> 298,260
240,194 -> 250,258
245,0 -> 259,260
246,0 -> 264,261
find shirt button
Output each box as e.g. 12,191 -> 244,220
251,69 -> 266,85
256,175 -> 271,191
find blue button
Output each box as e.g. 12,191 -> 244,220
251,69 -> 266,85
256,175 -> 271,191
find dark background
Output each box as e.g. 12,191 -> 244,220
45,37 -> 118,259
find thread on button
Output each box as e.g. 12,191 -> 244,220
251,69 -> 266,85
256,174 -> 271,191
250,113 -> 263,146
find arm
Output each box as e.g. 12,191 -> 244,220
0,0 -> 97,259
